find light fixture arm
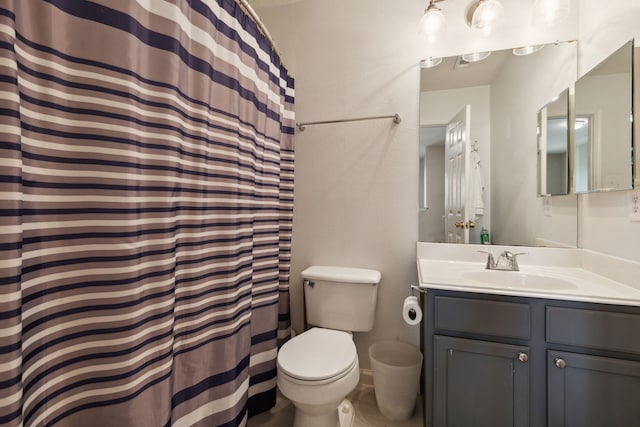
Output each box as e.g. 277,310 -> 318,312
425,0 -> 445,12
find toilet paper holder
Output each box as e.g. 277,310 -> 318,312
403,286 -> 424,324
410,284 -> 427,296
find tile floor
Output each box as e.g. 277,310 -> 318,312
248,385 -> 423,427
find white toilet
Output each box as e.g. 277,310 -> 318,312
276,265 -> 381,427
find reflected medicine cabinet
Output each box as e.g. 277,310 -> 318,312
538,88 -> 571,196
537,40 -> 635,195
573,40 -> 634,193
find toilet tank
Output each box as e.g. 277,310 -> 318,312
301,265 -> 381,332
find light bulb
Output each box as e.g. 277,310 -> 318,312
419,3 -> 445,44
462,51 -> 491,63
470,0 -> 504,29
420,57 -> 443,68
513,45 -> 545,56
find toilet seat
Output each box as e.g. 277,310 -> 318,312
277,328 -> 357,384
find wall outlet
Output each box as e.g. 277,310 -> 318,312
543,197 -> 552,217
630,191 -> 640,222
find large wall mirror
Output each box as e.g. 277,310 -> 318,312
574,40 -> 634,193
419,42 -> 579,247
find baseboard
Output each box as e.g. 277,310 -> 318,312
359,368 -> 374,388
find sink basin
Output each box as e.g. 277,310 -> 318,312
462,270 -> 577,290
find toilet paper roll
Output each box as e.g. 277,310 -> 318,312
402,296 -> 422,325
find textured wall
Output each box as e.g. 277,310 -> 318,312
249,0 -> 424,368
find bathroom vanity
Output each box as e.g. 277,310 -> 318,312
417,243 -> 640,427
424,290 -> 640,427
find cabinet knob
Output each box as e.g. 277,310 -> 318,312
518,352 -> 528,363
555,358 -> 566,369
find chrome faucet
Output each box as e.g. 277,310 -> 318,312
478,250 -> 527,271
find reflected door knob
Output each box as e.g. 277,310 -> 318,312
454,221 -> 464,228
555,358 -> 566,369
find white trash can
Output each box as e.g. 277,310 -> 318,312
369,340 -> 423,421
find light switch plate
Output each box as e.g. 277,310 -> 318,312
630,191 -> 640,222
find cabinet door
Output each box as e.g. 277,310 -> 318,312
434,335 -> 530,427
548,350 -> 640,427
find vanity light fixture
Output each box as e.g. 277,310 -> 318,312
420,0 -> 506,43
419,0 -> 446,44
465,0 -> 504,30
420,57 -> 443,68
513,45 -> 545,56
532,0 -> 570,26
461,51 -> 491,63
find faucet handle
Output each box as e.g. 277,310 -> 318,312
502,251 -> 528,270
510,251 -> 529,262
500,250 -> 528,258
477,250 -> 495,269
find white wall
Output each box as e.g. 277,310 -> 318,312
577,0 -> 640,261
248,0 -> 640,370
249,0 -> 424,368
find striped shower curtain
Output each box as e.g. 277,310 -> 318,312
0,0 -> 294,426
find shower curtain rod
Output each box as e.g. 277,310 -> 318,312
237,0 -> 284,61
296,113 -> 402,131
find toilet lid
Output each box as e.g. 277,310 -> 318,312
277,328 -> 357,381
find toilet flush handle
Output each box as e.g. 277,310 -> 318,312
304,279 -> 315,288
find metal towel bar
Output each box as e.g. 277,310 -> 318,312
296,113 -> 402,131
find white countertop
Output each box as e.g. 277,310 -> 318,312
417,244 -> 640,307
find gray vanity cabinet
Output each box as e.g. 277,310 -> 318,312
423,290 -> 640,427
434,336 -> 530,427
547,350 -> 640,427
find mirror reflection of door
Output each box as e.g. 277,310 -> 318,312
574,115 -> 592,193
537,88 -> 570,196
445,106 -> 471,244
545,116 -> 569,195
419,126 -> 446,242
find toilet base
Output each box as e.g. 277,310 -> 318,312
292,399 -> 354,427
338,399 -> 355,427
